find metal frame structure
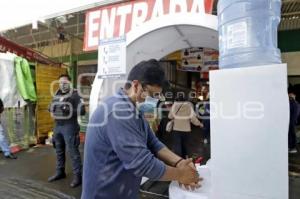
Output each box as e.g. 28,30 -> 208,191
0,36 -> 60,65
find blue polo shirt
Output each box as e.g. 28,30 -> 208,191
82,89 -> 166,199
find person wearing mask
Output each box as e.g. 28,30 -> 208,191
48,74 -> 85,187
169,93 -> 204,158
138,95 -> 161,133
288,86 -> 299,154
0,98 -> 17,159
82,59 -> 201,199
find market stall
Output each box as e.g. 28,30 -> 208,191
0,36 -> 66,149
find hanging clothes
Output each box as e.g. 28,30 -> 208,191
0,52 -> 26,108
14,57 -> 37,102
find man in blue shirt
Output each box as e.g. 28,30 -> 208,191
82,59 -> 201,199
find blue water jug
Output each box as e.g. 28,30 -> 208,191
218,0 -> 282,69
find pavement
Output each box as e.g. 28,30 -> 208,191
0,146 -> 82,199
0,136 -> 299,199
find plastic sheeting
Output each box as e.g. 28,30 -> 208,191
0,105 -> 36,149
0,52 -> 26,108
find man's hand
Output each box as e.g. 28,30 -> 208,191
176,158 -> 196,170
177,158 -> 202,191
179,182 -> 201,191
177,158 -> 201,185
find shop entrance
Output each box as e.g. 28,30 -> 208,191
83,1 -> 218,197
88,19 -> 218,197
90,20 -> 218,115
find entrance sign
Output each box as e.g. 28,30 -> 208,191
84,0 -> 214,51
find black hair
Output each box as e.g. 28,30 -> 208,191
288,84 -> 295,94
125,59 -> 168,89
59,74 -> 71,81
176,92 -> 186,102
0,98 -> 4,113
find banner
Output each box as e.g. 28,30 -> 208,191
203,48 -> 219,71
178,47 -> 204,72
174,47 -> 218,72
84,0 -> 214,51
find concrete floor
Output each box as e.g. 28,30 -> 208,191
289,151 -> 300,199
0,146 -> 82,199
0,139 -> 299,199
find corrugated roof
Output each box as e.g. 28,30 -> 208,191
2,0 -> 299,50
213,0 -> 300,31
281,0 -> 300,30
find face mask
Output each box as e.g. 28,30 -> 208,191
60,83 -> 70,93
145,96 -> 159,106
138,96 -> 159,113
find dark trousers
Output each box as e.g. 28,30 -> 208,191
203,119 -> 210,140
289,124 -> 297,150
172,131 -> 191,158
53,123 -> 82,175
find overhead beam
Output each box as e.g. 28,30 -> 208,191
0,36 -> 61,66
282,11 -> 300,17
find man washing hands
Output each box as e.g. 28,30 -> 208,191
176,158 -> 203,191
82,60 -> 202,199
